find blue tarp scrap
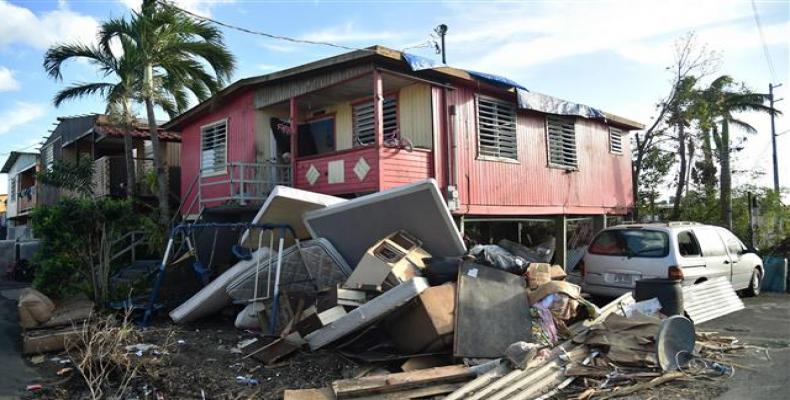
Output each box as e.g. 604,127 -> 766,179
466,70 -> 527,90
516,88 -> 605,119
403,53 -> 442,71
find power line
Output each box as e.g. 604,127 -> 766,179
750,0 -> 778,83
156,0 -> 375,54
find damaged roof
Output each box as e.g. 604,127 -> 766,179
162,45 -> 644,131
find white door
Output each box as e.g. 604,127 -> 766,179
692,227 -> 732,282
717,228 -> 753,289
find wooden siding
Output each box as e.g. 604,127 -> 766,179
398,83 -> 433,149
449,86 -> 633,216
294,147 -> 379,195
254,63 -> 375,108
379,147 -> 433,190
180,89 -> 258,214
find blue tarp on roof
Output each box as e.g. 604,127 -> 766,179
516,88 -> 605,119
402,53 -> 604,120
465,70 -> 526,90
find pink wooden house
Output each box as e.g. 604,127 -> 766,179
163,46 -> 643,267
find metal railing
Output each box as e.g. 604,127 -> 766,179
110,230 -> 146,263
198,161 -> 292,207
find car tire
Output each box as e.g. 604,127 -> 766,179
744,268 -> 761,297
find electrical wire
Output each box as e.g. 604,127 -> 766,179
156,0 -> 375,53
750,0 -> 778,84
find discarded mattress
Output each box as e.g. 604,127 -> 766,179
226,238 -> 352,302
303,179 -> 466,266
305,277 -> 430,350
240,186 -> 345,249
169,247 -> 275,323
682,277 -> 745,324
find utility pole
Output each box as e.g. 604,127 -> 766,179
435,24 -> 448,64
769,83 -> 782,193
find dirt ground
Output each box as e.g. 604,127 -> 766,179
7,287 -> 790,399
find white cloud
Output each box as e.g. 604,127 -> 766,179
0,102 -> 47,135
0,67 -> 20,92
0,0 -> 99,49
257,64 -> 281,72
443,0 -> 788,74
301,22 -> 403,44
120,0 -> 234,18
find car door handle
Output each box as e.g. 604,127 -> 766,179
723,260 -> 731,264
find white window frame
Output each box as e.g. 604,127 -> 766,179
545,115 -> 578,170
475,95 -> 518,162
200,119 -> 228,177
8,176 -> 16,203
352,96 -> 398,147
609,126 -> 624,155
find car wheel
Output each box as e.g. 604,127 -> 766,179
744,268 -> 761,297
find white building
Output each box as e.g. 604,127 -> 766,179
1,151 -> 39,240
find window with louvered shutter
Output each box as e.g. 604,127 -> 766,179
201,120 -> 227,175
476,96 -> 517,160
609,126 -> 623,154
353,96 -> 398,146
546,115 -> 578,169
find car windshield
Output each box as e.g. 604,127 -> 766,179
588,229 -> 669,258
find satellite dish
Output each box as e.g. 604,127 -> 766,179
656,315 -> 695,371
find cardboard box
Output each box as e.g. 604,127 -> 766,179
295,305 -> 347,337
384,283 -> 456,354
525,263 -> 567,289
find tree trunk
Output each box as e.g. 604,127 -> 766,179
144,64 -> 170,226
122,100 -> 137,198
671,124 -> 687,220
701,127 -> 716,195
720,120 -> 732,229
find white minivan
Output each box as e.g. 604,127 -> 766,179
581,222 -> 763,298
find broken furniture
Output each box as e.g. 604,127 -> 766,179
18,288 -> 94,355
296,305 -> 348,337
343,230 -> 430,291
303,179 -> 466,267
305,277 -> 430,350
384,283 -> 456,354
454,263 -> 531,359
239,185 -> 345,248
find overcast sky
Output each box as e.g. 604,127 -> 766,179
0,0 -> 787,198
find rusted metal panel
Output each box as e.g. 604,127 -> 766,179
448,86 -> 633,216
294,147 -> 379,195
254,63 -> 375,108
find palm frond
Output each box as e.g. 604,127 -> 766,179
53,82 -> 116,107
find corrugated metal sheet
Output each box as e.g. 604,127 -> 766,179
448,86 -> 633,216
682,277 -> 745,324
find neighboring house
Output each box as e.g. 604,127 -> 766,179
39,114 -> 182,205
1,152 -> 40,240
163,46 -> 643,268
0,194 -> 7,240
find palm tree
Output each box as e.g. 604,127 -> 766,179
43,39 -> 140,198
100,0 -> 236,225
702,75 -> 779,229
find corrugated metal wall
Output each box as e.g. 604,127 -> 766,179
179,89 -> 257,214
398,83 -> 433,149
449,86 -> 633,216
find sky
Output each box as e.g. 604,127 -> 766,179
0,0 -> 788,199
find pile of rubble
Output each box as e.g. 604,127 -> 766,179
19,179 -> 754,399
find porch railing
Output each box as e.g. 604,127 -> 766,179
198,161 -> 292,207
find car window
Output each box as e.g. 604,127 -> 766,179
677,231 -> 702,257
717,229 -> 745,255
589,229 -> 669,258
693,228 -> 728,257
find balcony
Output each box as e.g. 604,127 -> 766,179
194,161 -> 292,210
17,185 -> 36,214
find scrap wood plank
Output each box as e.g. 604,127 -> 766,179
284,388 -> 335,400
331,365 -> 474,399
351,383 -> 465,400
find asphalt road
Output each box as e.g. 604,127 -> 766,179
703,293 -> 790,400
0,280 -> 40,399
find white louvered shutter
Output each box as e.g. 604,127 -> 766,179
201,121 -> 227,175
609,126 -> 623,154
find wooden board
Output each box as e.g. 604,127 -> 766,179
453,263 -> 531,358
332,365 -> 473,399
284,388 -> 335,400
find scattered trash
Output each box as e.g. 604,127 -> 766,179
125,343 -> 158,356
56,367 -> 73,376
624,297 -> 662,318
26,384 -> 43,392
235,376 -> 259,386
30,355 -> 45,364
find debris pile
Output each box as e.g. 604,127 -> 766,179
19,179 -> 756,399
